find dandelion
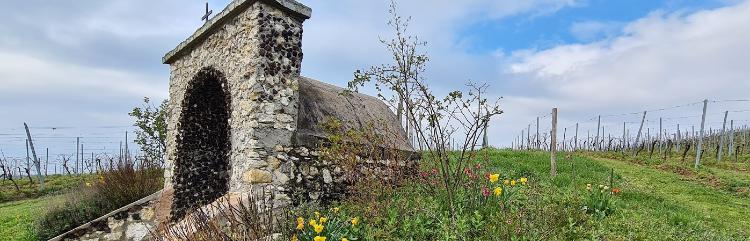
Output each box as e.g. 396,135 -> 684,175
494,187 -> 503,196
511,180 -> 517,186
314,236 -> 327,241
489,174 -> 500,183
314,224 -> 324,234
296,217 -> 304,230
351,217 -> 359,226
520,177 -> 528,185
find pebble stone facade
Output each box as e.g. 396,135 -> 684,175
162,0 -> 310,221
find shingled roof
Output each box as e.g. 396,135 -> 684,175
295,76 -> 414,152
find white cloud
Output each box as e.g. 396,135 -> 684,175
495,0 -> 750,146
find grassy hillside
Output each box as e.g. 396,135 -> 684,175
491,150 -> 749,239
2,150 -> 748,240
0,195 -> 64,241
0,174 -> 93,202
332,149 -> 749,240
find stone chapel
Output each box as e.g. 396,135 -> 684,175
52,1 -> 416,239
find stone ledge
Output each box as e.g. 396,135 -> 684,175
163,0 -> 311,64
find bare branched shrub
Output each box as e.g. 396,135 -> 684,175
348,0 -> 503,222
318,117 -> 418,218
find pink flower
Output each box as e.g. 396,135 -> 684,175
431,168 -> 438,174
482,186 -> 490,197
474,163 -> 482,169
419,171 -> 429,178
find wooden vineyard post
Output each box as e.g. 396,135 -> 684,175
550,108 -> 558,177
23,123 -> 45,190
563,127 -> 567,152
574,123 -> 579,151
633,111 -> 647,157
622,122 -> 626,154
729,120 -> 734,158
695,99 -> 708,168
677,124 -> 681,152
718,111 -> 728,162
595,115 -> 601,151
536,117 -> 540,150
659,118 -> 663,153
76,137 -> 79,175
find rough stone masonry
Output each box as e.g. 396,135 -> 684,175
160,0 -> 416,223
53,0 -> 416,240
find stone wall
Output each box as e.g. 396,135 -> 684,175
283,146 -> 418,205
163,0 -> 307,221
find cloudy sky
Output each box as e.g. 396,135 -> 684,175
2,0 -> 750,166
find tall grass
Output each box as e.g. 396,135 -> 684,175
34,160 -> 162,240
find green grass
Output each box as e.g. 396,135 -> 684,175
1,174 -> 93,202
0,195 -> 64,241
336,148 -> 749,240
487,149 -> 749,239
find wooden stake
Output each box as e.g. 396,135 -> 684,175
695,99 -> 708,168
718,111 -> 728,162
574,123 -> 579,151
551,108 -> 558,177
23,123 -> 45,190
633,111 -> 647,157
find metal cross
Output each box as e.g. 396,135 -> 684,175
201,1 -> 213,23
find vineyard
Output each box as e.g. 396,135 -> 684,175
511,99 -> 750,167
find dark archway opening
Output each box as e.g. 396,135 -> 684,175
171,67 -> 231,221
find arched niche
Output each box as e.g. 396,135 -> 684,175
170,67 -> 232,221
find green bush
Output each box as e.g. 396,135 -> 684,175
33,191 -> 103,240
33,161 -> 162,240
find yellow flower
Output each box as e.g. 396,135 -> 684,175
351,217 -> 359,226
296,217 -> 304,230
489,174 -> 500,183
319,217 -> 328,224
503,179 -> 510,185
291,235 -> 298,241
315,211 -> 321,218
314,236 -> 327,241
511,180 -> 517,186
586,183 -> 592,191
332,207 -> 340,213
314,224 -> 324,234
85,182 -> 92,187
520,177 -> 528,185
342,239 -> 349,241
309,219 -> 317,226
493,187 -> 503,196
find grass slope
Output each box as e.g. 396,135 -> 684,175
488,150 -> 749,240
0,195 -> 63,241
